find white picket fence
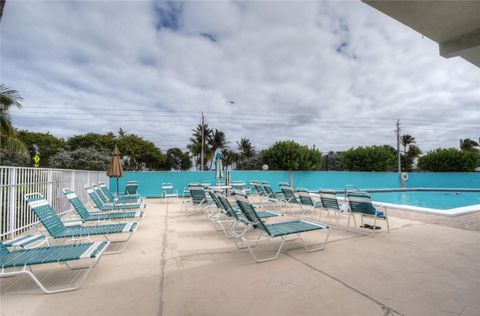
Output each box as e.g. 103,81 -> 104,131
0,166 -> 109,240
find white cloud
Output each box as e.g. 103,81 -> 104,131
2,0 -> 479,153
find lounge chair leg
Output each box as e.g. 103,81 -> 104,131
301,228 -> 331,252
103,232 -> 134,255
244,237 -> 286,263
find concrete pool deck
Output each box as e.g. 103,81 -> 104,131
1,198 -> 480,316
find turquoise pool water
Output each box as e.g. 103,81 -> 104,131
369,190 -> 480,210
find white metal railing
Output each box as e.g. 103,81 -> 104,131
0,166 -> 109,240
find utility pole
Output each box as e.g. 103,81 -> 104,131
200,112 -> 205,171
396,119 -> 401,173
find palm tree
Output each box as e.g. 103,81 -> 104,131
187,123 -> 213,170
400,134 -> 416,154
208,129 -> 229,152
237,138 -> 255,159
207,129 -> 229,169
0,84 -> 29,155
221,149 -> 239,167
460,138 -> 479,151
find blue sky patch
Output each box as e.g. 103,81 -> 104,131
153,1 -> 183,31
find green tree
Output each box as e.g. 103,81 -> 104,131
0,84 -> 28,156
343,145 -> 397,171
418,148 -> 479,172
117,134 -> 167,170
16,130 -> 66,166
166,148 -> 192,171
460,138 -> 479,152
237,138 -> 255,159
262,140 -> 322,171
67,132 -> 116,152
400,134 -> 416,154
49,147 -> 110,170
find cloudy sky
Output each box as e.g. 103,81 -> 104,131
2,0 -> 479,153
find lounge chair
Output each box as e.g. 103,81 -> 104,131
347,192 -> 390,237
93,184 -> 140,206
319,190 -> 349,225
86,185 -> 146,211
297,189 -> 331,220
124,181 -> 144,200
182,182 -> 201,197
63,188 -> 144,222
251,183 -> 271,203
278,182 -> 290,189
25,193 -> 138,254
234,194 -> 330,262
181,186 -> 211,213
98,182 -> 142,203
262,184 -> 288,208
215,192 -> 283,241
161,183 -> 178,199
0,240 -> 109,294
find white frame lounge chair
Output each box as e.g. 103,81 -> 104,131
0,240 -> 109,294
234,195 -> 330,263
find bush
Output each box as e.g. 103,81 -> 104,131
261,140 -> 322,171
0,148 -> 31,166
236,153 -> 263,170
343,145 -> 397,171
49,147 -> 111,170
418,148 -> 479,172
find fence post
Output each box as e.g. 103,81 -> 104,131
47,169 -> 53,205
8,168 -> 17,238
71,170 -> 76,191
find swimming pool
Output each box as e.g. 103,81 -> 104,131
365,189 -> 480,215
368,190 -> 480,210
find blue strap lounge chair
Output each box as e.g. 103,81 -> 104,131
234,195 -> 330,262
217,192 -> 283,221
63,189 -> 144,222
0,240 -> 109,294
280,187 -> 299,204
124,181 -> 144,199
297,189 -> 331,220
161,183 -> 178,199
181,186 -> 211,213
98,182 -> 143,203
25,193 -> 138,254
262,184 -> 287,205
215,192 -> 283,241
347,192 -> 390,237
94,184 -> 144,206
86,186 -> 146,211
319,190 -> 349,225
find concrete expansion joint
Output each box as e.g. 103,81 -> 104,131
285,253 -> 405,316
158,202 -> 170,316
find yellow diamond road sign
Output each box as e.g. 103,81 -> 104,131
33,155 -> 40,167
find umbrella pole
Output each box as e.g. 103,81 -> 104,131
116,177 -> 119,196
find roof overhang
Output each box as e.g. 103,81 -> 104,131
363,0 -> 480,68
